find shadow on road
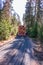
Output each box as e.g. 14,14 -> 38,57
0,36 -> 40,65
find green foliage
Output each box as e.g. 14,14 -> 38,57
11,14 -> 19,36
0,19 -> 18,40
0,10 -> 3,21
38,24 -> 43,42
0,0 -> 20,40
11,26 -> 18,36
27,21 -> 38,38
0,19 -> 11,40
27,21 -> 43,44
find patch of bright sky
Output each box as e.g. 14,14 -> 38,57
12,0 -> 27,24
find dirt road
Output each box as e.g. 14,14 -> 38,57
0,36 -> 43,65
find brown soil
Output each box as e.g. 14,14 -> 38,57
0,35 -> 15,47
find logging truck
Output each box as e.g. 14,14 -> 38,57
18,25 -> 26,36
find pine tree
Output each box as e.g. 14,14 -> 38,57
24,0 -> 36,27
24,0 -> 31,27
2,0 -> 11,20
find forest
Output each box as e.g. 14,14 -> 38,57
0,0 -> 43,48
0,0 -> 20,40
0,0 -> 43,65
23,0 -> 43,46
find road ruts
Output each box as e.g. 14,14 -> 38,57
0,36 -> 43,65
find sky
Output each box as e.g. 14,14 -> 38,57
0,0 -> 3,9
0,0 -> 6,9
12,0 -> 27,24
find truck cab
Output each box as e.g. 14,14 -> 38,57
18,25 -> 26,36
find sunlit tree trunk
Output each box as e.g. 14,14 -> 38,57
2,0 -> 10,20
